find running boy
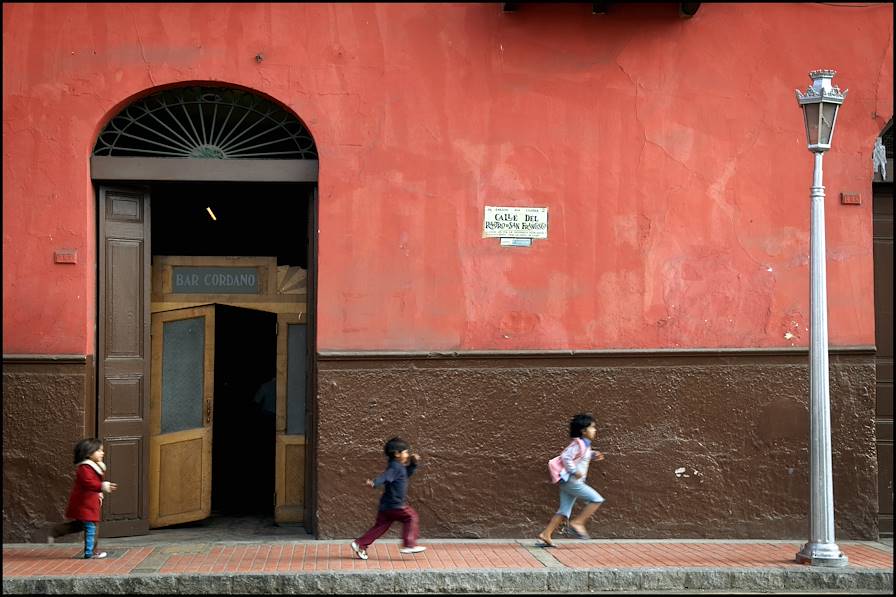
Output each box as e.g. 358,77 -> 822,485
350,437 -> 425,560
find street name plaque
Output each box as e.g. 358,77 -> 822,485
483,206 -> 548,239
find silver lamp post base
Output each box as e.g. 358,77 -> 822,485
795,542 -> 849,567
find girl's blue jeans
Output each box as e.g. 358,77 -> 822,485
83,521 -> 97,558
556,477 -> 605,519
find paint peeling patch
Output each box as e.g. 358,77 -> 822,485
780,314 -> 804,345
675,467 -> 703,480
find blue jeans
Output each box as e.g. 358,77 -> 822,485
556,477 -> 604,518
83,521 -> 97,558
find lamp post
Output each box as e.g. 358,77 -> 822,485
794,69 -> 848,567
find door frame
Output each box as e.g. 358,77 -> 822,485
872,130 -> 893,537
93,163 -> 319,536
305,187 -> 319,532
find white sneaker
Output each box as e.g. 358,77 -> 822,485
350,541 -> 368,560
399,545 -> 426,554
85,552 -> 108,559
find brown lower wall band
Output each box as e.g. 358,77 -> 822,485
314,348 -> 879,540
1,348 -> 881,542
2,355 -> 95,542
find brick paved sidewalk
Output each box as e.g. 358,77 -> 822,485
3,539 -> 891,578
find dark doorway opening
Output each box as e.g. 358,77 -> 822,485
149,180 -> 312,529
212,304 -> 277,516
151,181 -> 312,268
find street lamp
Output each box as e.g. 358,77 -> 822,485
794,69 -> 848,567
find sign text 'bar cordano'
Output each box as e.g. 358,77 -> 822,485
483,206 -> 549,242
172,266 -> 260,294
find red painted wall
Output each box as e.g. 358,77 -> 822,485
3,3 -> 892,354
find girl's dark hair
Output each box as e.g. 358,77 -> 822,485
569,414 -> 595,438
73,438 -> 103,464
384,437 -> 410,460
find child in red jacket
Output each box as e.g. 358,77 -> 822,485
49,438 -> 118,558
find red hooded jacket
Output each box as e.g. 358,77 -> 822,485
64,460 -> 105,522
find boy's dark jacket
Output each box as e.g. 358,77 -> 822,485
374,459 -> 417,511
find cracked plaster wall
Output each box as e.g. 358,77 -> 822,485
1,3 -> 889,542
2,2 -> 893,355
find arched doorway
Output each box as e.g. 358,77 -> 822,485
90,85 -> 319,537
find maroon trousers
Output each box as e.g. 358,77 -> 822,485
355,505 -> 419,549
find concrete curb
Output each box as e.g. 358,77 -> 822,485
3,567 -> 893,594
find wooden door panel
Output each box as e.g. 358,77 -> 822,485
97,185 -> 150,537
153,428 -> 212,524
102,376 -> 145,420
276,436 -> 306,522
275,313 -> 306,523
103,437 -> 142,521
150,306 -> 215,528
105,239 -> 144,356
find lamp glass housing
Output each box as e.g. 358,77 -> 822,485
821,102 -> 839,146
802,100 -> 841,152
796,70 -> 846,153
803,103 -> 821,146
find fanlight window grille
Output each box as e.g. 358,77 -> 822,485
93,87 -> 317,159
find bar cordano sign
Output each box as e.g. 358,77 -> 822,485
172,266 -> 260,294
483,206 -> 548,246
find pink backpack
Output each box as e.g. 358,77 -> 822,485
547,438 -> 587,484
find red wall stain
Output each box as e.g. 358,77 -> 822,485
2,3 -> 893,354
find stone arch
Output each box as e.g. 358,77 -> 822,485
90,82 -> 319,537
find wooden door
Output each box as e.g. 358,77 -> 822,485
97,185 -> 151,537
275,312 -> 307,523
149,305 -> 215,528
873,182 -> 893,537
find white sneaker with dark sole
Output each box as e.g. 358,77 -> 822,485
399,546 -> 426,554
350,541 -> 368,560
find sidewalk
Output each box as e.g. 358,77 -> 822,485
3,536 -> 892,594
